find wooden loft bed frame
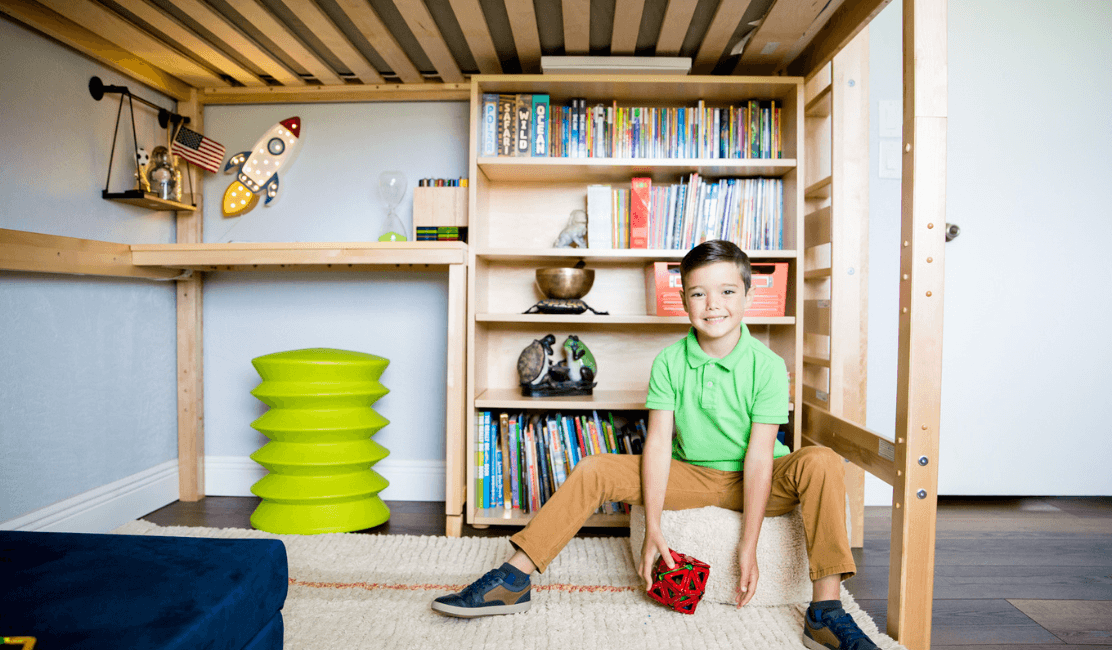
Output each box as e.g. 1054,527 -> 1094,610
0,1 -> 946,647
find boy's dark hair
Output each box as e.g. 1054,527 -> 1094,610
680,240 -> 751,292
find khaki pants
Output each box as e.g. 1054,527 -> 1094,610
509,446 -> 856,582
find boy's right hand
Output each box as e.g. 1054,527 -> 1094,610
638,530 -> 675,590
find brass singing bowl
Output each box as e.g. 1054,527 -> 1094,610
536,268 -> 594,300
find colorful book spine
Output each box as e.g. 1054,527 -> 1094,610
629,177 -> 651,248
481,93 -> 498,156
499,413 -> 512,508
514,94 -> 532,157
532,94 -> 549,157
498,94 -> 515,156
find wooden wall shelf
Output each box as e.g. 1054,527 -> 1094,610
103,190 -> 197,212
130,241 -> 467,270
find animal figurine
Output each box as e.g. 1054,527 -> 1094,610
517,334 -> 557,387
562,335 -> 596,383
553,209 -> 587,248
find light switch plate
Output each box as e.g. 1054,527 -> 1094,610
879,139 -> 901,179
879,100 -> 901,138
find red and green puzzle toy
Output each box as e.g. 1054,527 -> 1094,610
648,549 -> 710,614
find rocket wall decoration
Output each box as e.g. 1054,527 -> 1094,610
222,117 -> 303,217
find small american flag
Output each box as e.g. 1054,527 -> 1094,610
171,125 -> 226,173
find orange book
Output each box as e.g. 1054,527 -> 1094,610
630,177 -> 651,248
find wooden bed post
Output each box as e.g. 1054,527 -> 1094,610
176,89 -> 205,501
888,0 -> 947,647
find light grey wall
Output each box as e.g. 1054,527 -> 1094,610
0,17 -> 177,522
199,102 -> 468,496
866,0 -> 1112,503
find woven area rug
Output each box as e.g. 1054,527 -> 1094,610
112,520 -> 906,650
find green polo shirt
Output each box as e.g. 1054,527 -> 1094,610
645,324 -> 791,471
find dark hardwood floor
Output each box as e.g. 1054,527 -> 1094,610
144,496 -> 1112,648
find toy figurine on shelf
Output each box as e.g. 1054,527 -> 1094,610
135,147 -> 151,193
552,209 -> 587,248
517,334 -> 598,397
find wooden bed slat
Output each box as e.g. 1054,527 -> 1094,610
801,402 -> 896,486
0,0 -> 193,99
222,0 -> 342,84
785,0 -> 892,78
200,83 -> 469,105
448,0 -> 502,74
333,0 -> 423,84
734,0 -> 828,74
0,229 -> 180,280
35,0 -> 228,88
111,0 -> 264,87
691,0 -> 751,75
655,0 -> 698,56
275,0 -> 385,84
503,0 -> 542,73
162,0 -> 304,86
395,0 -> 465,82
562,0 -> 590,54
610,0 -> 645,55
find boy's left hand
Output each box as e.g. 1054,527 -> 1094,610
736,546 -> 759,608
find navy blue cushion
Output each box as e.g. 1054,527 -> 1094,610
241,612 -> 283,650
0,531 -> 287,650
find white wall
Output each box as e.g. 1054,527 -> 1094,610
198,101 -> 469,501
0,16 -> 177,524
865,0 -> 1112,503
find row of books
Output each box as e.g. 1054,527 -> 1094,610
586,175 -> 784,252
475,410 -> 646,514
481,94 -> 784,160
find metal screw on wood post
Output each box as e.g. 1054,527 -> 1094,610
848,79 -> 856,87
916,489 -> 928,499
918,456 -> 929,466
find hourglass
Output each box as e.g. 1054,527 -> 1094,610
377,171 -> 408,242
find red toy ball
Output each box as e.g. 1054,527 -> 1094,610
648,549 -> 710,614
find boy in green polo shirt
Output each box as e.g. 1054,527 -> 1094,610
433,240 -> 879,650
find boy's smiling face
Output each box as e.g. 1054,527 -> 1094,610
681,261 -> 752,355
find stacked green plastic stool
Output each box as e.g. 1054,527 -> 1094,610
249,348 -> 392,534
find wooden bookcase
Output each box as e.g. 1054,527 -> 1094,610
464,75 -> 805,528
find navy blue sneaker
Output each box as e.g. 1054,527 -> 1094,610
431,564 -> 531,618
802,604 -> 879,650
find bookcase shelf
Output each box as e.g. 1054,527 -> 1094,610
478,157 -> 797,183
464,74 -> 805,530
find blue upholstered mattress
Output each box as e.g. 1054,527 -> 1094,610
0,530 -> 288,650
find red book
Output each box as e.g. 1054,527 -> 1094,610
630,177 -> 651,248
573,416 -> 589,456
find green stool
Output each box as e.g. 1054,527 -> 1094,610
248,348 -> 392,534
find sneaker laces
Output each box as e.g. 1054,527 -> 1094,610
823,610 -> 871,650
460,569 -> 506,598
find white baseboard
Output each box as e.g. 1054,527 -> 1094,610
0,460 -> 179,533
204,456 -> 446,502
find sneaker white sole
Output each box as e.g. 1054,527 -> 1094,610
431,600 -> 531,618
801,632 -> 834,650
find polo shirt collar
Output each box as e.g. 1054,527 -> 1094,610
684,323 -> 752,371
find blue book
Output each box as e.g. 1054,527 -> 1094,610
481,93 -> 498,156
532,94 -> 549,157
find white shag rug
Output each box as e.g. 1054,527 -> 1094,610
111,520 -> 905,650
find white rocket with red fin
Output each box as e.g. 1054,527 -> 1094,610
222,117 -> 302,217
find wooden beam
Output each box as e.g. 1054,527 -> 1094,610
830,30 -> 870,548
447,0 -> 501,74
222,0 -> 342,84
655,0 -> 697,56
801,403 -> 896,486
691,0 -> 750,74
395,0 -> 465,82
273,0 -> 384,84
110,0 -> 264,86
333,0 -> 424,84
785,0 -> 892,78
0,0 -> 192,100
502,0 -> 542,72
444,263 -> 467,530
610,0 -> 645,55
887,0 -> 947,647
175,89 -> 205,502
32,0 -> 227,88
562,0 -> 589,54
162,0 -> 304,86
199,82 -> 468,105
130,242 -> 468,267
0,228 -> 180,279
734,0 -> 826,74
